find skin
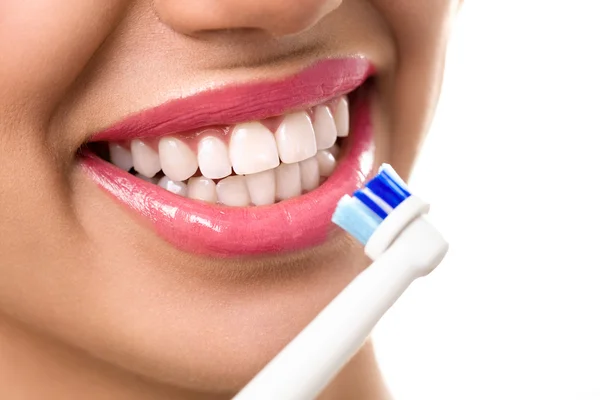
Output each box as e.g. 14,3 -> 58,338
0,1 -> 459,399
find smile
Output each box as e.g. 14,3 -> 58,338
80,58 -> 375,256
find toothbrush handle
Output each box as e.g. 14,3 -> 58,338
234,215 -> 449,400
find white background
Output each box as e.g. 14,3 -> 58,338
372,1 -> 600,399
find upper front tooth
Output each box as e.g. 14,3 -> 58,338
216,176 -> 251,206
230,122 -> 280,175
197,136 -> 232,179
158,176 -> 188,196
312,106 -> 337,150
131,139 -> 161,178
158,137 -> 198,181
275,111 -> 317,164
333,96 -> 349,137
109,143 -> 133,171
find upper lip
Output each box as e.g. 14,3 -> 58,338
81,57 -> 375,257
89,57 -> 373,142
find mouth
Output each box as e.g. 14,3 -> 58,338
79,57 -> 375,257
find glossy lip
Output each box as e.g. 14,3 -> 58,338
80,58 -> 375,257
90,58 -> 373,142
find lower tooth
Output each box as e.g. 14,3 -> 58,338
216,176 -> 251,206
316,150 -> 336,177
158,176 -> 188,196
188,177 -> 217,203
299,157 -> 320,191
275,163 -> 302,200
245,169 -> 276,206
135,173 -> 159,184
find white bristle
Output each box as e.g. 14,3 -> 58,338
380,163 -> 410,191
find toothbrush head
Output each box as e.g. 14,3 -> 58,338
331,164 -> 412,245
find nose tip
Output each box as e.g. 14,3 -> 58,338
154,0 -> 342,37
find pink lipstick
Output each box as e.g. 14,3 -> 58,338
80,58 -> 375,256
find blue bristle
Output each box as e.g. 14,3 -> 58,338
353,190 -> 388,219
379,165 -> 411,199
365,175 -> 405,209
331,195 -> 383,245
331,164 -> 413,244
380,164 -> 411,191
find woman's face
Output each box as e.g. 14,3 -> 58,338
0,0 -> 457,396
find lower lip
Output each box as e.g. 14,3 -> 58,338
80,94 -> 374,257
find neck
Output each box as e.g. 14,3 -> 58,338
0,317 -> 390,399
318,340 -> 392,400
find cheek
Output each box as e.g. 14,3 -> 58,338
0,0 -> 126,118
0,1 -> 128,319
369,0 -> 458,176
0,2 -> 129,383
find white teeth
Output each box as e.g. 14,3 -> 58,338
135,173 -> 158,184
188,177 -> 217,203
275,162 -> 302,200
316,150 -> 336,177
299,157 -> 320,191
230,122 -> 280,175
275,111 -> 317,164
116,98 -> 346,203
197,136 -> 232,179
245,169 -> 276,206
216,176 -> 251,206
109,143 -> 133,171
312,106 -> 338,150
157,176 -> 188,196
158,137 -> 198,181
131,139 -> 161,178
333,97 -> 349,137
